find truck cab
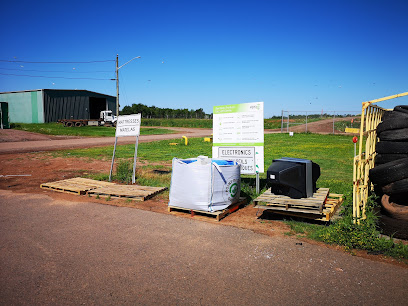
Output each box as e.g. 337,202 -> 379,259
100,110 -> 117,126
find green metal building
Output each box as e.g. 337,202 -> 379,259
0,89 -> 116,123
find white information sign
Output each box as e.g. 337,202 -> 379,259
212,102 -> 264,174
218,147 -> 256,174
115,114 -> 141,137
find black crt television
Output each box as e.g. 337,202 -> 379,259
266,157 -> 321,199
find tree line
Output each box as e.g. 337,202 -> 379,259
121,103 -> 209,119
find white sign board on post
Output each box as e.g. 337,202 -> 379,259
115,114 -> 141,137
218,147 -> 256,174
109,113 -> 142,183
212,102 -> 264,174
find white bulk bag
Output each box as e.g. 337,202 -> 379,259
168,156 -> 241,212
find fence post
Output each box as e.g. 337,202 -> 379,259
305,111 -> 308,133
287,113 -> 289,132
281,110 -> 284,133
333,111 -> 336,134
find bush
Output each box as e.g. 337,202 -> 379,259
115,160 -> 133,184
306,195 -> 408,259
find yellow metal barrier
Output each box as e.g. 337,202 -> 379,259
353,92 -> 408,224
345,127 -> 360,134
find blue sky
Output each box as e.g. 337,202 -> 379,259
1,0 -> 407,117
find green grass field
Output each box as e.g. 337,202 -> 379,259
52,132 -> 407,260
112,118 -> 324,129
12,117 -> 327,134
11,122 -> 175,137
56,133 -> 354,195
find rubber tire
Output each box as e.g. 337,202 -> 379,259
75,122 -> 82,127
375,153 -> 408,165
388,193 -> 408,206
376,141 -> 408,154
382,178 -> 408,195
369,157 -> 408,186
381,110 -> 408,123
394,105 -> 408,114
377,116 -> 408,134
381,194 -> 408,219
378,127 -> 408,141
65,122 -> 73,127
378,214 -> 408,239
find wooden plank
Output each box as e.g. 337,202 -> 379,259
168,197 -> 247,221
255,205 -> 325,216
40,177 -> 116,195
256,188 -> 329,202
255,208 -> 332,222
88,185 -> 167,201
254,189 -> 343,221
254,188 -> 329,213
324,195 -> 344,221
41,178 -> 166,201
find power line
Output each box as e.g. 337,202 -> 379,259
0,67 -> 112,74
0,72 -> 113,80
0,59 -> 114,64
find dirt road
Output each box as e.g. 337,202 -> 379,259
1,190 -> 407,305
0,127 -> 213,154
280,116 -> 359,134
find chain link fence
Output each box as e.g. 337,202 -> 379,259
280,110 -> 361,134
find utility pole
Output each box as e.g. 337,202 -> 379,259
116,54 -> 119,117
115,54 -> 141,117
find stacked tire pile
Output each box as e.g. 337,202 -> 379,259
369,105 -> 408,239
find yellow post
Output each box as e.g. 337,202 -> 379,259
182,136 -> 188,146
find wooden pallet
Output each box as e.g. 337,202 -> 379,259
88,185 -> 167,201
168,197 -> 247,221
40,177 -> 116,195
254,188 -> 330,213
254,190 -> 343,221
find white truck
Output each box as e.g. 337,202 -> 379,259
58,110 -> 118,127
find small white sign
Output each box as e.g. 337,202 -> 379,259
218,147 -> 256,174
115,114 -> 141,137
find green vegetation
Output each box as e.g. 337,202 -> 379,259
334,119 -> 361,132
11,122 -> 175,137
286,196 -> 408,259
142,118 -> 213,128
11,117 -> 333,132
13,118 -> 327,131
52,132 -> 406,260
55,136 -> 213,163
115,160 -> 133,184
121,103 -> 207,119
55,133 -> 354,197
143,118 -> 323,129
